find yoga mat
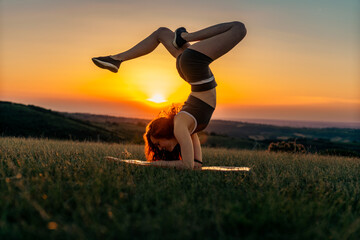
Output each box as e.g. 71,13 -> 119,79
105,157 -> 250,172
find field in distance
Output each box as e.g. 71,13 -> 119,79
1,137 -> 359,239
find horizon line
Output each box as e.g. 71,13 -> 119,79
2,100 -> 359,129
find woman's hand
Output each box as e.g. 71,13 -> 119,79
193,162 -> 203,170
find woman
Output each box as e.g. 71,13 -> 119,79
93,21 -> 247,170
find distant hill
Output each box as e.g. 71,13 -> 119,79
226,118 -> 360,129
206,120 -> 360,143
1,101 -> 359,157
0,101 -> 126,142
61,112 -> 148,144
204,120 -> 360,157
65,112 -> 360,157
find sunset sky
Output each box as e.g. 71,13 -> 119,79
1,0 -> 359,122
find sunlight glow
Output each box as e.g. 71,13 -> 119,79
147,93 -> 167,103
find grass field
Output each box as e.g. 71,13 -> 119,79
1,137 -> 359,240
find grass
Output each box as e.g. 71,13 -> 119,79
0,137 -> 359,240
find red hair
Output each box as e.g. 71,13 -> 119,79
143,104 -> 182,162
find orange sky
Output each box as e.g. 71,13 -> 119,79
1,0 -> 359,122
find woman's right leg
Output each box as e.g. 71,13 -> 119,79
182,21 -> 247,61
111,27 -> 183,61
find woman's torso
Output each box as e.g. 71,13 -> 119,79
176,47 -> 217,108
189,88 -> 216,108
175,47 -> 217,134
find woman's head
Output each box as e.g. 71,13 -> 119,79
143,104 -> 182,161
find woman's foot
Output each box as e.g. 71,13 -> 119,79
173,27 -> 188,49
92,56 -> 122,73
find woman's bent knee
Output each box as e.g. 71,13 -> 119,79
156,27 -> 171,35
156,27 -> 172,40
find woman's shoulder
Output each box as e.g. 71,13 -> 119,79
174,112 -> 196,134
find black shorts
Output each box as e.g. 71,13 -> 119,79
178,95 -> 215,134
176,48 -> 217,92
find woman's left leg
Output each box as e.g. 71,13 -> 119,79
93,27 -> 185,72
111,27 -> 184,61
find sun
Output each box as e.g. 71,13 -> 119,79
147,93 -> 167,103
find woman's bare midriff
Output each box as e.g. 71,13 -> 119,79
190,88 -> 217,108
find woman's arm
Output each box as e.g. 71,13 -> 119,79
192,133 -> 202,162
173,114 -> 195,170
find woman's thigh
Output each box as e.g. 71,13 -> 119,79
188,22 -> 246,61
